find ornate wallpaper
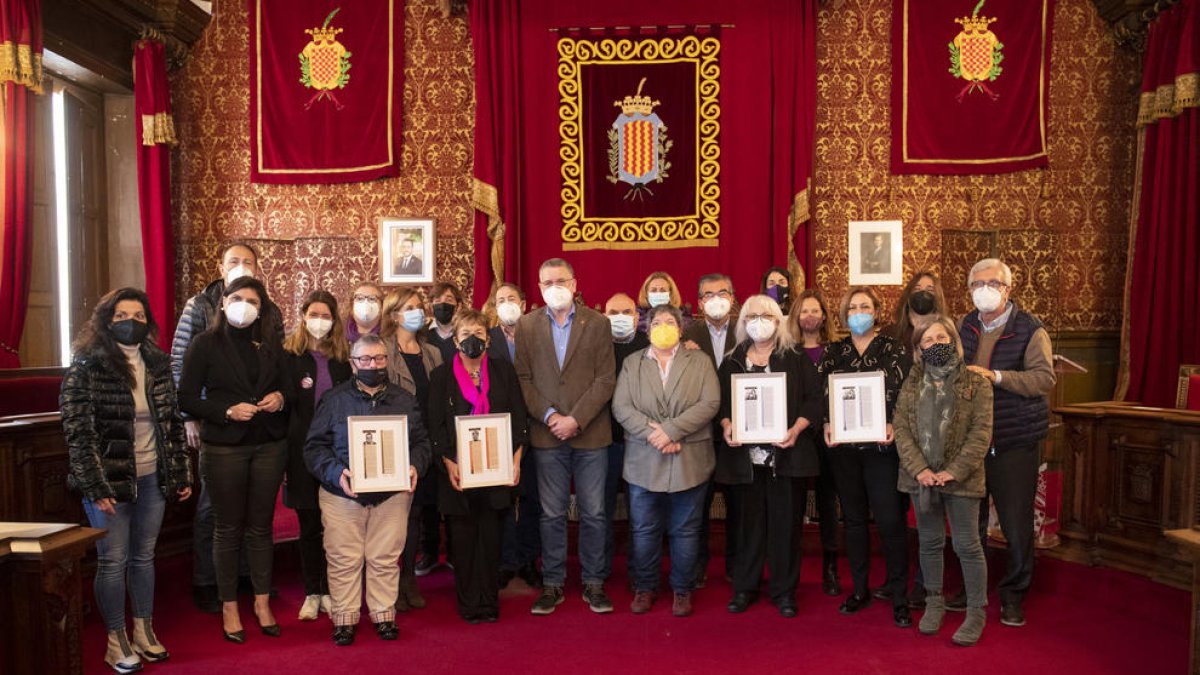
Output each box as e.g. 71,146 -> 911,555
172,0 -> 474,326
811,0 -> 1139,331
172,0 -> 1137,332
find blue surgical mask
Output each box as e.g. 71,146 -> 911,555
401,308 -> 425,333
847,312 -> 875,336
647,291 -> 671,308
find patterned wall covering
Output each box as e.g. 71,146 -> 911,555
172,0 -> 1137,333
812,0 -> 1140,331
171,0 -> 474,327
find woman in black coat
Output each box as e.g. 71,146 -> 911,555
179,276 -> 291,642
427,309 -> 529,623
716,295 -> 822,618
281,290 -> 353,621
61,287 -> 192,672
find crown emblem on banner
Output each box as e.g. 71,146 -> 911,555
948,0 -> 1003,102
616,78 -> 661,116
300,7 -> 352,110
306,23 -> 343,43
954,14 -> 996,32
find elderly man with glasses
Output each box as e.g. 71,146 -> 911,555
953,258 -> 1055,628
305,334 -> 431,646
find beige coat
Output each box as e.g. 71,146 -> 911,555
385,338 -> 442,396
514,305 -> 616,449
613,347 -> 720,493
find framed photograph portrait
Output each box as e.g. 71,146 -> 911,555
347,415 -> 412,493
848,220 -> 903,286
827,371 -> 888,444
380,217 -> 434,285
730,372 -> 789,445
454,413 -> 515,489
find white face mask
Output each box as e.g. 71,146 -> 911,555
704,297 -> 731,321
224,264 -> 253,285
353,300 -> 380,324
647,291 -> 671,308
305,317 -> 333,340
608,314 -> 635,339
496,302 -> 522,326
542,285 -> 574,312
972,285 -> 1004,314
225,301 -> 259,328
746,317 -> 776,342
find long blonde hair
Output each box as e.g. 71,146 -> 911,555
283,290 -> 350,361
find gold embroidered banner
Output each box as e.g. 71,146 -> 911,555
557,31 -> 721,250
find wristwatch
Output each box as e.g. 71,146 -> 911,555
225,407 -> 234,420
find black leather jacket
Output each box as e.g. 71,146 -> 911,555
60,345 -> 193,503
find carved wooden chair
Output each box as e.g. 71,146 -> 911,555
1178,364 -> 1200,410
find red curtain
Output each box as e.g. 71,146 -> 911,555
1119,0 -> 1200,407
134,39 -> 177,351
0,0 -> 41,368
469,0 -> 816,308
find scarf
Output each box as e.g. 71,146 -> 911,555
915,360 -> 960,473
453,352 -> 490,415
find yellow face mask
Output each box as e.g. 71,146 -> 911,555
649,323 -> 680,350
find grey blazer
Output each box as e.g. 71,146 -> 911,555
613,346 -> 720,493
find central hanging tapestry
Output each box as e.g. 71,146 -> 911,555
557,31 -> 722,250
249,0 -> 403,184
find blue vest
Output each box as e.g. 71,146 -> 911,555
959,304 -> 1049,451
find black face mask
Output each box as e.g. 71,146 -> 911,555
111,319 -> 149,346
432,303 -> 456,325
458,335 -> 486,359
909,290 -> 937,316
922,342 -> 958,368
355,368 -> 388,388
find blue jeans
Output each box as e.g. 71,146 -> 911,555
83,472 -> 167,631
601,441 -> 625,579
627,482 -> 707,594
535,444 -> 607,587
500,446 -> 541,570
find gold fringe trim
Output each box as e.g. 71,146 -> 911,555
472,177 -> 505,291
786,181 -> 810,290
0,42 -> 43,94
1115,127 -> 1147,401
141,112 -> 178,146
1137,72 -> 1199,127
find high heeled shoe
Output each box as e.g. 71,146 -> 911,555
222,627 -> 246,644
257,620 -> 281,637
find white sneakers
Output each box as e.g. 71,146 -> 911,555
299,594 -> 334,621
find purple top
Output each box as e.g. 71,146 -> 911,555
311,350 -> 333,403
804,345 -> 825,367
345,318 -> 380,344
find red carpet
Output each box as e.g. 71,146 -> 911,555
81,547 -> 1188,674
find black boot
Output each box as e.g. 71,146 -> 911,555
821,552 -> 841,597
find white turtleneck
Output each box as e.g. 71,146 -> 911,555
120,343 -> 158,477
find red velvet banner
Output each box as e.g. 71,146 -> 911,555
248,0 -> 402,184
891,0 -> 1054,175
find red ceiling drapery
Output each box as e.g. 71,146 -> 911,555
134,38 -> 178,351
1118,0 -> 1200,407
0,0 -> 41,368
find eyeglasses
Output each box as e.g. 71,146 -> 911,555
701,290 -> 731,301
969,280 -> 1008,291
353,295 -> 381,304
538,278 -> 575,289
351,355 -> 388,366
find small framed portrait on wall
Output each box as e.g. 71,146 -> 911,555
380,217 -> 435,285
848,220 -> 904,286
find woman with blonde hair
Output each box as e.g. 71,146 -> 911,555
636,271 -> 686,332
345,282 -> 385,344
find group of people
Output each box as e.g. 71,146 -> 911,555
61,242 -> 1054,672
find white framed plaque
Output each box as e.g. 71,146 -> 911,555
731,372 -> 788,445
347,415 -> 411,493
828,371 -> 888,444
455,413 -> 515,489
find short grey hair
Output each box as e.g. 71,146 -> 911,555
539,257 -> 575,277
967,258 -> 1013,288
646,303 -> 683,327
352,333 -> 386,355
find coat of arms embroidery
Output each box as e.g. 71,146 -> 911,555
607,78 -> 672,201
949,0 -> 1003,102
300,7 -> 352,110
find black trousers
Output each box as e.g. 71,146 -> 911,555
730,467 -> 802,604
295,507 -> 328,596
200,439 -> 287,602
815,444 -> 840,554
447,495 -> 504,618
401,503 -> 423,575
828,445 -> 908,605
980,443 -> 1040,605
698,481 -> 737,579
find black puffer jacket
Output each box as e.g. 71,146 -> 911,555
60,345 -> 193,503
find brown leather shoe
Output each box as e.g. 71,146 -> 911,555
630,590 -> 656,614
672,592 -> 693,617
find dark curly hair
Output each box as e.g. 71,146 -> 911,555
70,287 -> 160,388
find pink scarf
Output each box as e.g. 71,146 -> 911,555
453,352 -> 490,415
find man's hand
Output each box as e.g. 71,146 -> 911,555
184,420 -> 201,449
339,468 -> 358,498
966,365 -> 997,383
548,413 -> 580,441
683,340 -> 701,351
